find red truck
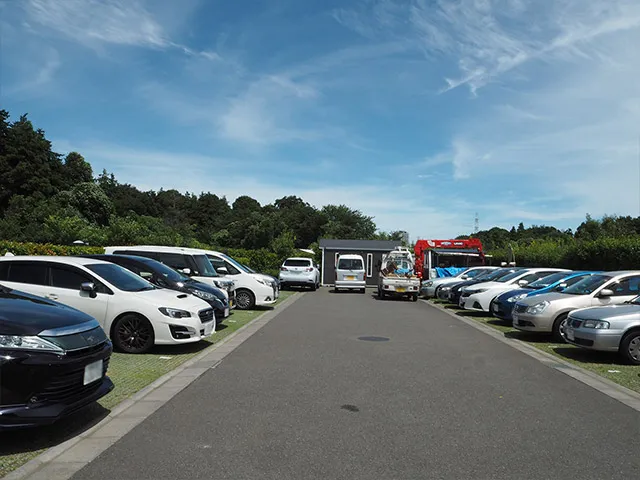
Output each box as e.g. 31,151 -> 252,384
413,239 -> 485,280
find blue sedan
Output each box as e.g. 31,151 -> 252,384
490,271 -> 600,323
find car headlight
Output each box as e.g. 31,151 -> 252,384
424,281 -> 433,287
526,301 -> 549,315
0,335 -> 64,353
468,288 -> 487,295
158,307 -> 191,318
507,293 -> 527,303
582,320 -> 610,329
191,289 -> 216,301
440,286 -> 451,291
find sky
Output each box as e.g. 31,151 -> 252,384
2,0 -> 640,242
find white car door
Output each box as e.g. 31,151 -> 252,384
47,263 -> 110,327
592,275 -> 640,306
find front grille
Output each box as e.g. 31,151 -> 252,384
514,304 -> 527,313
570,319 -> 583,328
37,358 -> 109,403
199,308 -> 214,323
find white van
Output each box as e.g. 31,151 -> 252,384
103,246 -> 236,307
0,256 -> 215,354
177,248 -> 279,310
335,254 -> 366,293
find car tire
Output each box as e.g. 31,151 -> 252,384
412,294 -> 418,302
310,283 -> 317,291
360,288 -> 366,294
236,289 -> 256,310
619,329 -> 640,365
552,313 -> 569,343
112,314 -> 155,354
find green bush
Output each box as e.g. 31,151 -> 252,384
0,240 -> 104,256
488,236 -> 640,271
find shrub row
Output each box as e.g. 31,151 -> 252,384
488,237 -> 640,271
0,241 -> 104,257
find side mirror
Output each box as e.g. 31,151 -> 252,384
218,267 -> 229,275
518,279 -> 529,287
181,268 -> 192,275
81,282 -> 96,293
598,288 -> 614,297
555,283 -> 567,291
460,274 -> 468,280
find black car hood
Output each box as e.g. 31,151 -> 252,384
0,288 -> 94,336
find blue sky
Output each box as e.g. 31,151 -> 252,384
2,0 -> 640,241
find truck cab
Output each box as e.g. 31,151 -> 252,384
378,247 -> 421,301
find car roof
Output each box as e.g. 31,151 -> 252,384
338,254 -> 364,258
106,245 -> 204,254
0,256 -> 112,266
284,257 -> 312,261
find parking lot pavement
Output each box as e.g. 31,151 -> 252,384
73,288 -> 639,480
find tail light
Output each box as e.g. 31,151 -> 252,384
280,267 -> 288,271
306,267 -> 313,272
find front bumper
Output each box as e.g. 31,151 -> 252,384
511,311 -> 554,333
382,283 -> 419,295
564,325 -> 623,352
0,343 -> 114,430
462,292 -> 491,312
490,298 -> 515,321
255,284 -> 279,306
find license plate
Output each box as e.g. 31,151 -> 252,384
346,275 -> 355,280
203,321 -> 215,336
83,360 -> 103,385
224,307 -> 230,318
566,328 -> 574,341
396,287 -> 406,292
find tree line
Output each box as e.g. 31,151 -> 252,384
0,110 -> 407,252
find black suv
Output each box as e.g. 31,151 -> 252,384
81,255 -> 230,324
0,284 -> 114,429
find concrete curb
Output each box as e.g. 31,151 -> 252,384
422,300 -> 640,412
4,292 -> 304,480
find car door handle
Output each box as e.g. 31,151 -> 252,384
46,294 -> 59,300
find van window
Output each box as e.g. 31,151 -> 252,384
154,253 -> 191,271
208,255 -> 241,275
7,262 -> 48,285
338,258 -> 364,270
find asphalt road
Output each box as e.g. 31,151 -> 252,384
73,289 -> 639,480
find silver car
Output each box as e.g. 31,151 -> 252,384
512,271 -> 640,342
420,267 -> 498,298
565,301 -> 640,364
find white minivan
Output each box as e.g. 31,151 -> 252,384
180,248 -> 279,310
335,254 -> 366,293
0,256 -> 215,354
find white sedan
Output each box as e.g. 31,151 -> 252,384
460,268 -> 569,313
421,266 -> 498,298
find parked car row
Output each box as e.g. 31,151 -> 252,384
428,267 -> 640,364
0,245 -> 289,430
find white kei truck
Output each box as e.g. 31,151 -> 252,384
377,247 -> 421,301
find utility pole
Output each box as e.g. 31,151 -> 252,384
474,212 -> 479,234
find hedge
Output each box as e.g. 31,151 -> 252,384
0,241 -> 104,257
488,237 -> 640,271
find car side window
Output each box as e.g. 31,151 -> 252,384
50,265 -> 92,290
6,262 -> 48,285
224,261 -> 241,275
0,263 -> 8,281
608,276 -> 640,296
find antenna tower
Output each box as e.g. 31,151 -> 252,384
474,212 -> 479,234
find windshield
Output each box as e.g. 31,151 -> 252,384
284,259 -> 312,267
496,270 -> 527,283
87,263 -> 156,292
338,258 -> 364,270
528,272 -> 570,289
563,274 -> 612,295
221,254 -> 250,273
193,255 -> 219,277
139,259 -> 188,283
465,269 -> 490,278
243,264 -> 256,273
476,269 -> 508,282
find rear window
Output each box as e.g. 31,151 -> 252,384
284,259 -> 312,267
338,258 -> 364,270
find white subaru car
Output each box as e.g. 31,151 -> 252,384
460,268 -> 569,313
279,257 -> 320,290
0,256 -> 215,354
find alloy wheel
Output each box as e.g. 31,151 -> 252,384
628,336 -> 640,362
116,316 -> 152,353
